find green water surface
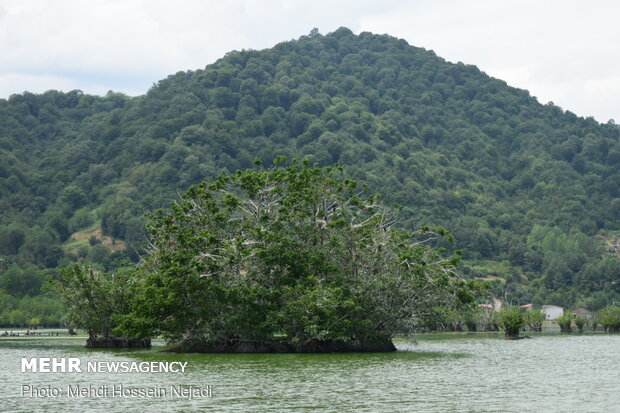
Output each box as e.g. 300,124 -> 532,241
1,334 -> 618,412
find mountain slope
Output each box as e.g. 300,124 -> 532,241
1,27 -> 619,310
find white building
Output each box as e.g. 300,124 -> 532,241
542,305 -> 564,321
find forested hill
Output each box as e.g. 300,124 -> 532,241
1,27 -> 619,310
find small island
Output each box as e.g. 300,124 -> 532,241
52,160 -> 480,352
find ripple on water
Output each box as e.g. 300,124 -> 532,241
1,334 -> 619,412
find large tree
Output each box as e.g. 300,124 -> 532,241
116,159 -> 478,351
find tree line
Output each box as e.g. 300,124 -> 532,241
0,27 -> 618,320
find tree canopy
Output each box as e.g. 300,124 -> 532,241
115,161 -> 477,351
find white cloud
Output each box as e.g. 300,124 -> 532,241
358,0 -> 620,122
0,0 -> 619,122
0,0 -> 382,96
585,76 -> 620,95
0,72 -> 146,98
0,73 -> 81,97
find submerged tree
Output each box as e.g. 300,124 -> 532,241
598,306 -> 620,332
524,309 -> 544,332
498,306 -> 525,339
115,160 -> 479,352
557,312 -> 574,333
48,264 -> 149,348
574,315 -> 586,332
591,315 -> 599,331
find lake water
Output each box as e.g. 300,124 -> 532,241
1,333 -> 618,412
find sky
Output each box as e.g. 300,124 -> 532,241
1,0 -> 619,123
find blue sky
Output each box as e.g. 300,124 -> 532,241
1,0 -> 619,123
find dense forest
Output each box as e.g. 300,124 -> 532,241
1,27 -> 619,326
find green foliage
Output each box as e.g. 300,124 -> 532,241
557,312 -> 574,332
574,316 -> 586,332
115,162 -> 475,347
0,28 -> 618,312
0,292 -> 65,327
47,264 -> 134,338
0,265 -> 48,297
591,315 -> 599,331
598,306 -> 620,332
524,310 -> 544,332
420,307 -> 466,332
498,306 -> 525,338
